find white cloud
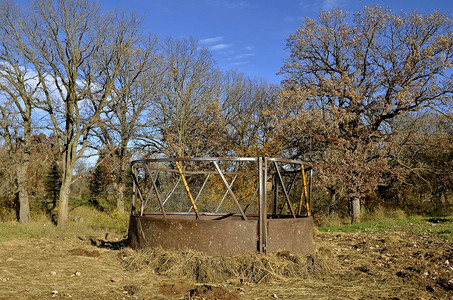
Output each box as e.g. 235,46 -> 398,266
231,53 -> 255,60
199,36 -> 224,45
228,61 -> 248,67
198,37 -> 255,67
199,37 -> 232,52
208,0 -> 251,10
209,43 -> 231,51
298,0 -> 348,12
321,0 -> 348,10
219,49 -> 236,55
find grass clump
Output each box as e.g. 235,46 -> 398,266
69,206 -> 129,235
0,206 -> 129,242
91,209 -> 129,233
0,213 -> 58,242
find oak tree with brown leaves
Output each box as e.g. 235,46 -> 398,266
279,6 -> 453,223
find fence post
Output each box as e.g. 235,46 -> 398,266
258,157 -> 268,253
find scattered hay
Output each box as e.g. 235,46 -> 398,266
119,247 -> 329,284
68,248 -> 101,257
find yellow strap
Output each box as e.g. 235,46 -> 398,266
300,165 -> 310,216
175,161 -> 199,219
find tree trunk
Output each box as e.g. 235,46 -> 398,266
58,177 -> 71,228
351,196 -> 361,224
16,160 -> 30,223
116,182 -> 125,213
58,165 -> 73,228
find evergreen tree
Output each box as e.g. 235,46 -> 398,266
43,161 -> 61,223
89,165 -> 106,211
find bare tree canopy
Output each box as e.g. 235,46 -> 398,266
0,0 -> 42,223
146,37 -> 223,157
91,35 -> 162,213
0,0 -> 157,227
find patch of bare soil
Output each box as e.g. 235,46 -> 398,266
68,248 -> 101,257
158,281 -> 196,298
316,227 -> 453,299
187,284 -> 240,300
244,226 -> 452,299
0,225 -> 451,299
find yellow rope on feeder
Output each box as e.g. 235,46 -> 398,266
175,161 -> 200,219
298,164 -> 310,216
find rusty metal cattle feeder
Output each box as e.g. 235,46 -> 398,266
127,157 -> 314,256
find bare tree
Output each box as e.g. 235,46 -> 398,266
0,0 -> 42,223
220,71 -> 281,157
16,0 -> 152,227
92,35 -> 163,213
279,6 -> 453,223
145,37 -> 223,157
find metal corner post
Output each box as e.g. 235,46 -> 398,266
131,164 -> 137,215
309,168 -> 313,216
258,157 -> 268,253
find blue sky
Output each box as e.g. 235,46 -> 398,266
100,0 -> 452,84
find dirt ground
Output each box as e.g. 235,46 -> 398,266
0,222 -> 452,299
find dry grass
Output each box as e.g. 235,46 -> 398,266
120,247 -> 330,284
317,207 -> 410,229
0,206 -> 129,243
1,208 -> 452,299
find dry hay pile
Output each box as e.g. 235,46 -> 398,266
119,247 -> 329,284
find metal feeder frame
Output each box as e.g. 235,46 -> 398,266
128,157 -> 313,255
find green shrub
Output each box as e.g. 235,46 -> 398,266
0,196 -> 16,222
92,210 -> 129,233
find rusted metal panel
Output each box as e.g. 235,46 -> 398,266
128,214 -> 313,256
128,214 -> 259,256
266,217 -> 313,255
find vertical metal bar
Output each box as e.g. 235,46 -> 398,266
213,161 -> 247,220
263,157 -> 268,253
131,164 -> 136,215
258,157 -> 264,253
273,161 -> 296,218
309,168 -> 313,217
141,167 -> 149,215
258,157 -> 268,254
272,173 -> 278,215
131,168 -> 145,216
